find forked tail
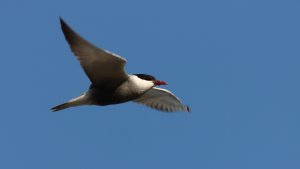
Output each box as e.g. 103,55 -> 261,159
51,93 -> 91,112
51,103 -> 70,112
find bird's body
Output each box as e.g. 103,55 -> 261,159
91,75 -> 155,105
52,18 -> 189,112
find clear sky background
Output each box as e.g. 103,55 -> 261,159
0,0 -> 299,168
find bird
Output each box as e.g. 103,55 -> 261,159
51,18 -> 190,113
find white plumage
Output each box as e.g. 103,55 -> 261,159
51,18 -> 189,113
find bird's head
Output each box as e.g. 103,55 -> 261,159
134,74 -> 167,86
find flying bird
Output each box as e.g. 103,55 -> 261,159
51,18 -> 189,112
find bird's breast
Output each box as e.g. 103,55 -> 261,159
112,76 -> 154,101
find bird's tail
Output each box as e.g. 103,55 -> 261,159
51,102 -> 70,112
51,93 -> 91,112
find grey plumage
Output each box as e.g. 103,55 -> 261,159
52,18 -> 189,112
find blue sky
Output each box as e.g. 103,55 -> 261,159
0,0 -> 299,168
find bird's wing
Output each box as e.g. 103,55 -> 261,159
60,18 -> 128,89
134,87 -> 190,112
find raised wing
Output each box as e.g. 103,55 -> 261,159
134,87 -> 190,112
60,18 -> 128,89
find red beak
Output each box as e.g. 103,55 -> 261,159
154,80 -> 167,85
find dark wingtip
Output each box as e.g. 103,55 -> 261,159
59,17 -> 66,26
59,17 -> 68,32
58,17 -> 78,46
187,105 -> 191,113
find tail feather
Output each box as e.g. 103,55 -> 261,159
51,93 -> 91,112
51,103 -> 70,112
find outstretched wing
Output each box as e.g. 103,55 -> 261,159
60,18 -> 128,89
134,87 -> 190,112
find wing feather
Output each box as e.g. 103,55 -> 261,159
60,18 -> 128,89
134,87 -> 190,112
